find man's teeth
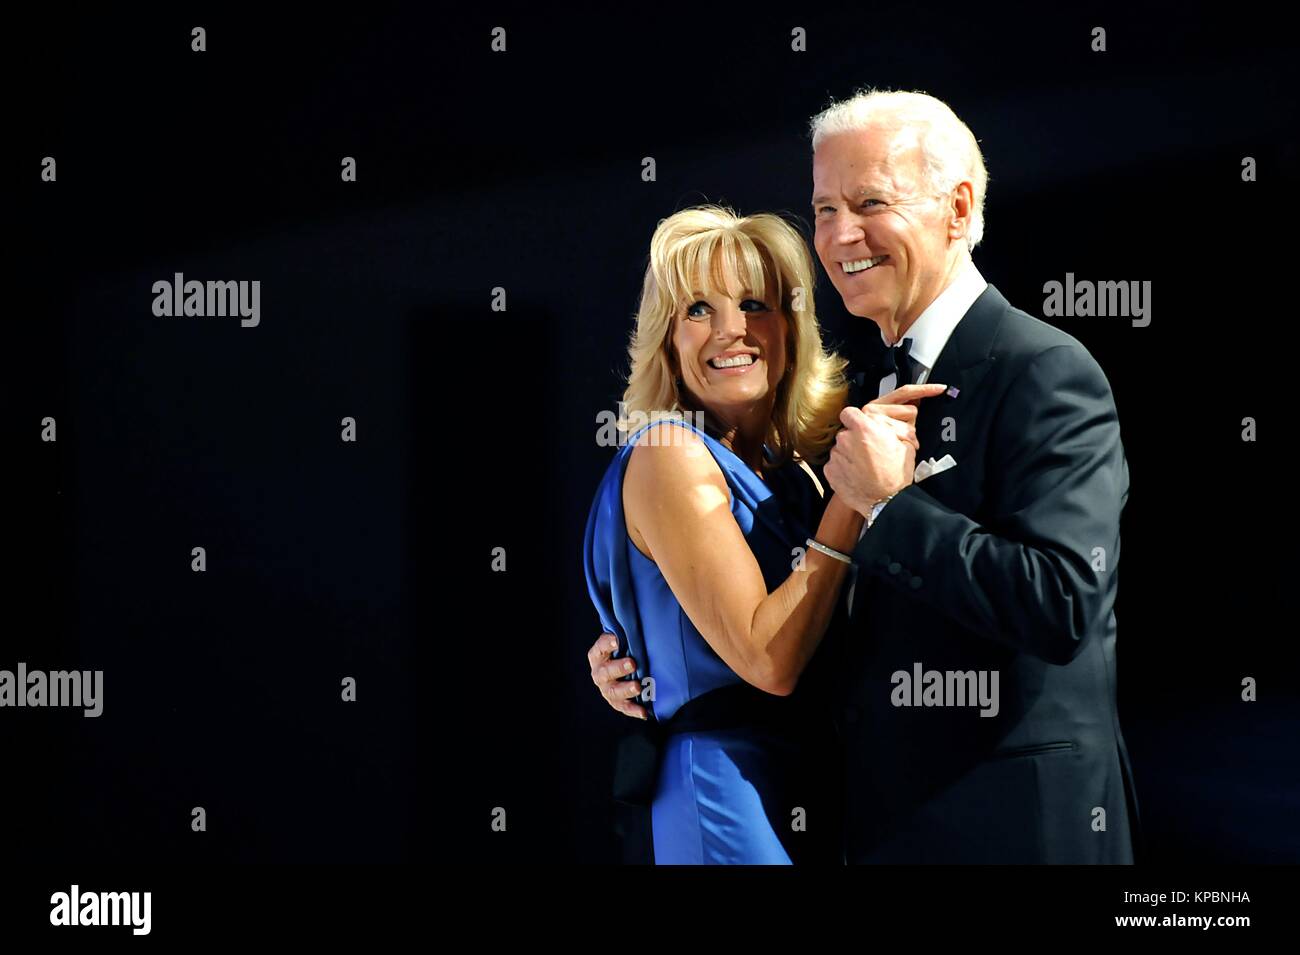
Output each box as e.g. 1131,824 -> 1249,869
843,255 -> 888,274
709,354 -> 755,368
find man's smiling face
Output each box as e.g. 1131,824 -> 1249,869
812,124 -> 957,339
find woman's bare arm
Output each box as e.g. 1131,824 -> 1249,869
623,424 -> 864,696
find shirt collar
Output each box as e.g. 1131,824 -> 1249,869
881,258 -> 988,371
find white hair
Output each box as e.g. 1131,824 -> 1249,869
809,89 -> 988,250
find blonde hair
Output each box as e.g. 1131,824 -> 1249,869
620,205 -> 848,466
809,88 -> 989,250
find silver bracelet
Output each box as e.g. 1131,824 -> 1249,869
805,537 -> 854,565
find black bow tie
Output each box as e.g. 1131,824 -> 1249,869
878,337 -> 920,387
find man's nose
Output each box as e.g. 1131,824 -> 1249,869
830,214 -> 865,246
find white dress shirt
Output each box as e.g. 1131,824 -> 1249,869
874,257 -> 988,395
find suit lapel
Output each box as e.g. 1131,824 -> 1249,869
849,287 -> 1009,627
914,284 -> 1008,457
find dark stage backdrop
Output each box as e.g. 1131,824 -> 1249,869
8,6 -> 1298,866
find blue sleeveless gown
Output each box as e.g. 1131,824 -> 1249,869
583,417 -> 839,864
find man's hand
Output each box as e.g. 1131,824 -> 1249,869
587,632 -> 647,719
824,382 -> 947,516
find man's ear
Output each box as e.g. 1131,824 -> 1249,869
948,181 -> 974,241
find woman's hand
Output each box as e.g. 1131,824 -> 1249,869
868,382 -> 948,408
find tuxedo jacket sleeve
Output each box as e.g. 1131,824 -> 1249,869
853,318 -> 1127,665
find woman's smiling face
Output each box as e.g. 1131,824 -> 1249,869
670,260 -> 789,424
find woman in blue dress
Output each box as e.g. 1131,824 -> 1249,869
583,206 -> 940,863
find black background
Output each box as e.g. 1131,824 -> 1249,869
8,5 -> 1298,865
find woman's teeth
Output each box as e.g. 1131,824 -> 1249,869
843,255 -> 888,274
709,354 -> 755,369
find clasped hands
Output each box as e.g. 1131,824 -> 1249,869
823,382 -> 947,517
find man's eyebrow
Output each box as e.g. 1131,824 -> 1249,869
857,180 -> 899,199
812,184 -> 890,207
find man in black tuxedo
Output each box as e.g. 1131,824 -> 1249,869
589,89 -> 1138,864
812,90 -> 1137,863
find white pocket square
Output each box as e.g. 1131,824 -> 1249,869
914,454 -> 957,483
